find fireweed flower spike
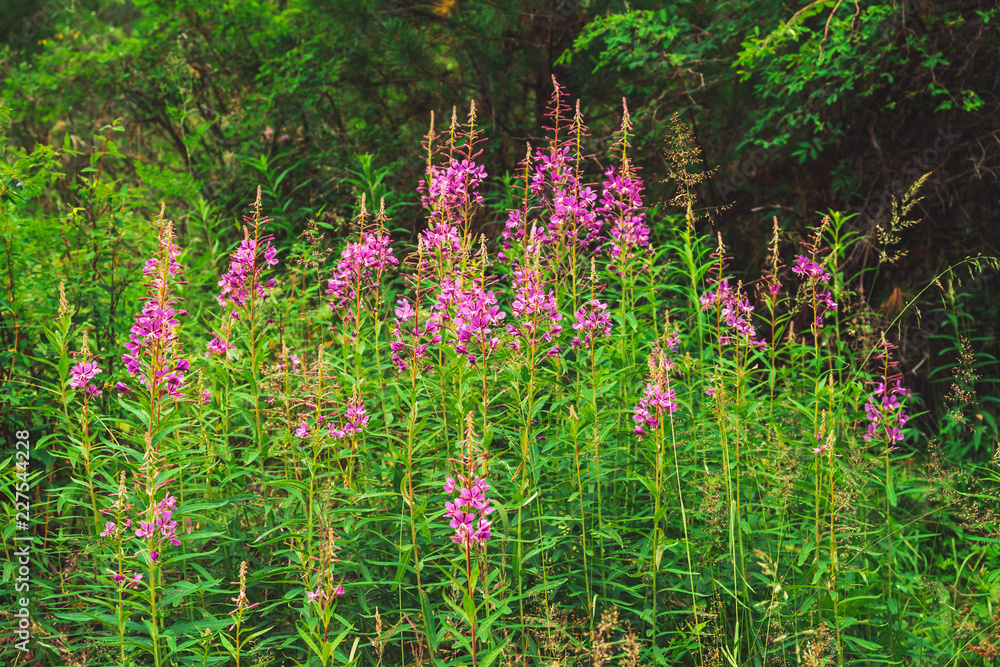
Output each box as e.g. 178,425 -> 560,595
205,333 -> 234,358
216,189 -> 280,316
443,421 -> 495,549
863,334 -> 911,445
228,561 -> 259,622
633,347 -> 680,439
327,391 -> 370,440
701,279 -> 767,350
601,100 -> 650,270
99,471 -> 183,588
136,492 -> 182,548
699,234 -> 767,350
121,206 -> 189,399
418,102 -> 487,268
506,251 -> 563,357
306,530 -> 347,608
70,332 -> 104,401
326,195 -> 399,331
451,283 -> 506,366
389,238 -> 447,373
759,217 -> 785,303
571,298 -> 612,348
69,358 -> 102,393
442,418 -> 494,667
792,217 -> 838,330
525,77 -> 600,251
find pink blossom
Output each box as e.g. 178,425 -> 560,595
69,360 -> 102,389
443,449 -> 496,550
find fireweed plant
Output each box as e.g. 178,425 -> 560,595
13,83 -> 1000,667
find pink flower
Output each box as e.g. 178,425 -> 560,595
443,448 -> 495,549
633,348 -> 680,439
206,334 -> 234,358
791,254 -> 831,283
600,163 -> 649,265
122,218 -> 189,397
451,285 -> 506,366
861,342 -> 910,446
326,227 -> 398,322
419,158 -> 487,256
701,279 -> 766,349
217,237 -> 278,311
69,360 -> 102,389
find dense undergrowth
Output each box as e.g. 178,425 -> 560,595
2,81 -> 1000,667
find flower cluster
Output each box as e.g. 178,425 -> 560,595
500,204 -> 552,257
506,261 -> 562,356
418,103 -> 487,260
328,395 -> 370,440
217,236 -> 278,312
863,334 -> 910,445
100,473 -> 183,581
600,163 -> 649,264
791,255 -> 831,282
531,145 -> 573,196
326,201 -> 398,324
69,359 -> 103,397
450,284 -> 507,366
600,103 -> 649,266
633,348 -> 679,439
306,530 -> 346,605
306,583 -> 345,602
530,79 -> 601,248
421,159 -> 487,223
571,298 -> 612,348
108,570 -> 144,588
215,188 -> 279,321
390,293 -> 442,372
121,212 -> 189,398
101,495 -> 181,551
443,448 -> 494,549
122,303 -> 189,393
792,219 -> 838,329
294,395 -> 370,441
700,279 -> 767,349
99,513 -> 134,540
863,380 -> 910,444
132,494 -> 181,563
530,145 -> 601,247
552,184 -> 600,245
793,253 -> 838,329
205,333 -> 234,358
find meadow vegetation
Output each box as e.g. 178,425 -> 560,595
2,2 -> 1000,666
